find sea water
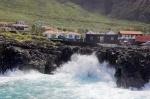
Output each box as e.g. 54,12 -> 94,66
0,54 -> 150,99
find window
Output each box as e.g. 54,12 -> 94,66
15,26 -> 24,30
51,34 -> 56,38
69,34 -> 73,39
128,35 -> 132,39
122,35 -> 125,38
58,35 -> 65,39
90,36 -> 94,41
132,35 -> 136,39
111,37 -> 114,41
75,35 -> 80,39
100,36 -> 104,42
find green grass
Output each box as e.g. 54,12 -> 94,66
0,0 -> 149,32
0,32 -> 48,42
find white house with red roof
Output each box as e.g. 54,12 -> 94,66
118,31 -> 143,44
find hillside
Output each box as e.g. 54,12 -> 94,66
111,0 -> 150,23
0,0 -> 149,32
71,0 -> 150,23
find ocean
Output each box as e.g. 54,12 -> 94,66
0,54 -> 150,99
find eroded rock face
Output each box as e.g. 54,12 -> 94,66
0,40 -> 94,74
0,45 -> 29,74
96,47 -> 150,88
0,41 -> 69,74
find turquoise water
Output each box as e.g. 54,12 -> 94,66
0,54 -> 150,99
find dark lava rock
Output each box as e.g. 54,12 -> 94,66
0,41 -> 72,74
96,47 -> 150,88
96,48 -> 118,66
0,38 -> 150,89
0,45 -> 29,74
0,40 -> 90,74
115,49 -> 150,88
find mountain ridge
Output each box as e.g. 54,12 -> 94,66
70,0 -> 150,23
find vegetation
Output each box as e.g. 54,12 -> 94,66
0,32 -> 48,42
31,21 -> 46,35
0,0 -> 149,32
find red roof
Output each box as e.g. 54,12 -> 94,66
119,31 -> 143,35
136,35 -> 150,42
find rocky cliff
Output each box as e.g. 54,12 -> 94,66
0,37 -> 150,88
0,38 -> 94,74
96,47 -> 150,88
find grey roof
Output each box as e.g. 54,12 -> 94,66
86,31 -> 117,35
12,24 -> 29,27
106,31 -> 117,35
86,31 -> 100,34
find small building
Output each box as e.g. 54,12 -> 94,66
0,22 -> 12,32
10,21 -> 30,32
0,21 -> 30,33
43,30 -> 82,42
43,30 -> 60,39
41,26 -> 58,32
64,32 -> 82,41
135,35 -> 150,44
85,31 -> 118,44
118,31 -> 143,45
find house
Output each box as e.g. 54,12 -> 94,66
135,35 -> 150,44
118,31 -> 143,45
43,29 -> 82,42
0,21 -> 30,33
0,22 -> 12,31
41,26 -> 58,32
85,31 -> 118,44
43,29 -> 61,40
10,21 -> 30,32
63,32 -> 82,41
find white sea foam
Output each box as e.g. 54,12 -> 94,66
0,69 -> 42,84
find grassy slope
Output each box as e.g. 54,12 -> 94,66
0,0 -> 149,32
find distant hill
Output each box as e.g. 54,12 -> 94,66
111,0 -> 150,23
71,0 -> 150,23
0,0 -> 149,32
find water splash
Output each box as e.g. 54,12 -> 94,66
0,54 -> 150,99
56,54 -> 115,84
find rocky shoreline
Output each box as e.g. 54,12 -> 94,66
0,37 -> 150,89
